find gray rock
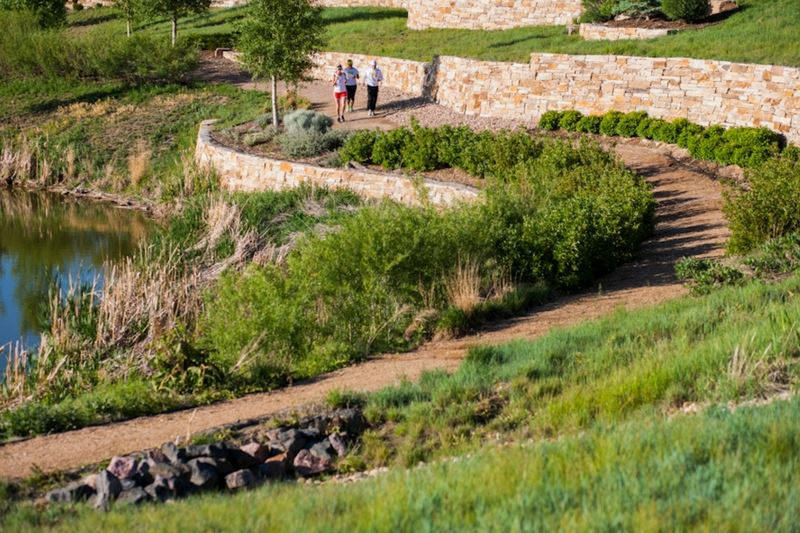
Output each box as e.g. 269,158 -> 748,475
331,408 -> 366,436
45,481 -> 95,503
328,433 -> 347,457
93,470 -> 123,510
117,487 -> 150,506
144,476 -> 172,503
258,452 -> 289,480
187,458 -> 219,490
107,456 -> 138,480
224,469 -> 256,490
185,443 -> 227,460
309,440 -> 335,463
148,461 -> 189,481
272,428 -> 307,458
161,442 -> 187,465
293,449 -> 332,477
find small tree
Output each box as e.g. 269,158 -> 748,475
114,0 -> 137,37
237,0 -> 326,131
140,0 -> 210,46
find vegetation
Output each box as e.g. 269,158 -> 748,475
139,0 -> 212,46
236,0 -> 326,130
660,0 -> 710,22
582,0 -> 709,23
538,109 -> 789,168
0,0 -> 66,27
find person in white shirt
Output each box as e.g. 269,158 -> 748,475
363,59 -> 383,117
344,59 -> 359,113
331,64 -> 348,123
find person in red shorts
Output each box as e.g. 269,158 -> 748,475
332,64 -> 348,122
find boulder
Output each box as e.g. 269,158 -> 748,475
148,461 -> 189,481
144,476 -> 173,503
187,458 -> 219,490
93,470 -> 123,510
271,428 -> 307,459
45,481 -> 95,503
161,442 -> 187,465
328,433 -> 347,457
229,442 -> 269,469
258,452 -> 290,480
309,440 -> 335,463
184,443 -> 228,460
293,449 -> 332,477
224,469 -> 257,490
107,456 -> 138,480
116,487 -> 150,506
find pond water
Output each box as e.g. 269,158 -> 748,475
0,189 -> 151,359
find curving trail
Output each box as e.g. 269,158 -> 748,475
0,140 -> 729,479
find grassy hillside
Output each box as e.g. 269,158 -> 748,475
69,0 -> 800,66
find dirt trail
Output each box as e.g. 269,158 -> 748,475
0,57 -> 731,477
0,139 -> 728,479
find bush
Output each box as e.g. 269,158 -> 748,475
685,125 -> 725,161
283,109 -> 332,135
616,111 -> 648,137
576,115 -> 603,134
278,129 -> 349,159
724,157 -> 800,252
372,127 -> 413,169
674,258 -> 746,295
661,0 -> 710,22
715,127 -> 782,167
0,0 -> 65,28
599,111 -> 624,136
339,130 -> 379,165
558,110 -> 584,132
436,125 -> 477,168
402,121 -> 442,172
538,110 -> 564,131
579,0 -> 618,22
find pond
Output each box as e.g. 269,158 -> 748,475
0,189 -> 151,361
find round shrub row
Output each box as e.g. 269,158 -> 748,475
537,109 -> 788,168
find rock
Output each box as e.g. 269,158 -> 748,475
224,469 -> 256,490
272,428 -> 307,459
299,428 -> 321,441
215,457 -> 237,477
120,478 -> 138,491
710,0 -> 737,15
144,476 -> 172,503
148,461 -> 189,481
309,440 -> 335,463
258,452 -> 290,480
117,487 -> 149,506
330,409 -> 366,437
328,433 -> 347,457
161,442 -> 187,465
46,481 -> 95,503
93,470 -> 123,510
107,456 -> 138,480
187,458 -> 219,490
184,443 -> 228,460
133,460 -> 153,486
293,449 -> 332,477
83,473 -> 98,490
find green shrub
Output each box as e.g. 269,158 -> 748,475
674,257 -> 746,295
579,0 -> 618,22
686,125 -> 725,160
402,121 -> 442,171
661,0 -> 710,22
576,115 -> 603,134
599,111 -> 624,136
372,127 -> 413,169
283,109 -> 332,135
676,121 -> 704,148
435,125 -> 477,168
558,110 -> 584,131
725,157 -> 800,252
616,111 -> 648,137
715,127 -> 782,167
538,110 -> 564,131
278,129 -> 349,159
0,0 -> 65,28
339,130 -> 379,164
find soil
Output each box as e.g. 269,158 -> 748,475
0,56 -> 731,479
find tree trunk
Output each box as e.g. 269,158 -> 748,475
271,76 -> 279,132
171,17 -> 177,47
126,19 -> 131,38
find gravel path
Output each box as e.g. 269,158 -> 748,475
0,56 -> 731,479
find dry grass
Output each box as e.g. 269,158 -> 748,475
445,259 -> 483,313
127,139 -> 151,188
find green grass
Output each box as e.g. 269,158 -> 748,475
70,0 -> 800,66
6,395 -> 800,531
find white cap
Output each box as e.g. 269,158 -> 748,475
371,60 -> 378,67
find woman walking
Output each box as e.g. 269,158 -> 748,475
364,59 -> 383,117
344,59 -> 359,113
332,64 -> 348,122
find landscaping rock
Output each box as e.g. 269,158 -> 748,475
117,487 -> 150,506
93,470 -> 122,510
328,433 -> 347,457
271,428 -> 307,458
148,461 -> 189,482
45,481 -> 95,503
309,440 -> 335,463
225,469 -> 256,490
161,442 -> 187,464
144,476 -> 172,503
107,456 -> 138,480
258,452 -> 290,480
185,443 -> 228,460
187,458 -> 219,490
331,408 -> 366,436
293,449 -> 332,477
229,442 -> 270,469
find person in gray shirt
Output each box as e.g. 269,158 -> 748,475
344,59 -> 359,113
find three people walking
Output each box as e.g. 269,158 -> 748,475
331,58 -> 384,120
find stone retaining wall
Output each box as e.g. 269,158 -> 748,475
432,54 -> 800,143
579,23 -> 675,41
195,121 -> 479,206
405,0 -> 581,29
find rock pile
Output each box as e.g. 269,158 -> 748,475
45,408 -> 366,510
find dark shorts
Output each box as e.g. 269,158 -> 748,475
346,85 -> 357,100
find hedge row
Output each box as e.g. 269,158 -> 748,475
538,109 -> 795,168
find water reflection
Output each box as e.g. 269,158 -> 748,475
0,189 -> 151,351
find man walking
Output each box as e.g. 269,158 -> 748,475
364,59 -> 383,117
344,59 -> 359,113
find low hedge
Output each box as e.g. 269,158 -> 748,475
537,110 -> 789,168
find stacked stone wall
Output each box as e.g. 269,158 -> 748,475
578,23 -> 675,41
195,121 -> 479,206
406,0 -> 582,29
432,54 -> 800,142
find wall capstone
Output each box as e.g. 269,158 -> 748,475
194,121 -> 479,207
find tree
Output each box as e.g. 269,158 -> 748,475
114,0 -> 137,37
139,0 -> 210,46
236,0 -> 326,131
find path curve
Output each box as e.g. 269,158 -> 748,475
0,140 -> 728,479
